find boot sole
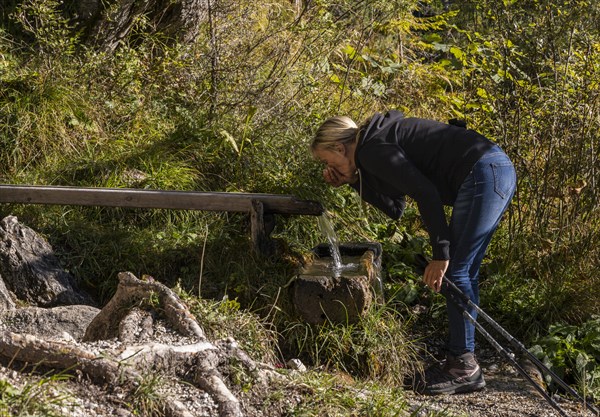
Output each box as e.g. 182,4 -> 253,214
423,379 -> 486,395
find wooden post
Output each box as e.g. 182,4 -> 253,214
250,200 -> 276,257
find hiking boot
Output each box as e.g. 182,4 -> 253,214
419,352 -> 486,395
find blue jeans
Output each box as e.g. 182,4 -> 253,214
444,145 -> 516,355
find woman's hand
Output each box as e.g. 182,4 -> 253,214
323,167 -> 358,187
423,259 -> 450,293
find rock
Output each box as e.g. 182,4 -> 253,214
0,275 -> 15,311
486,363 -> 499,372
287,358 -> 307,372
115,408 -> 134,417
0,216 -> 93,307
0,305 -> 100,341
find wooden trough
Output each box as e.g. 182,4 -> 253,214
0,184 -> 324,256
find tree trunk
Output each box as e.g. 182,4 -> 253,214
66,0 -> 209,52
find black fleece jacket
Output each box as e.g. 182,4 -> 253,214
350,110 -> 495,260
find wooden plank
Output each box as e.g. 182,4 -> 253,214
0,184 -> 324,215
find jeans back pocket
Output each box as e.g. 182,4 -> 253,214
491,162 -> 516,199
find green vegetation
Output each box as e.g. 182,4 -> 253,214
531,316 -> 600,402
1,0 -> 599,412
285,372 -> 457,417
0,371 -> 73,417
283,303 -> 419,385
127,372 -> 169,417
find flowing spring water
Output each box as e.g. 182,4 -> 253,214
317,212 -> 342,269
313,214 -> 385,299
317,213 -> 360,277
300,255 -> 361,277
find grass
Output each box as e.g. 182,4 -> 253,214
0,370 -> 73,417
282,301 -> 422,387
282,371 -> 460,417
127,373 -> 169,417
182,288 -> 281,364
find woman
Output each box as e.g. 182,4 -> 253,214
311,110 -> 516,395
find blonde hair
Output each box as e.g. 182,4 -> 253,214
311,116 -> 358,152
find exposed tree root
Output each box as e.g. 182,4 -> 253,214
84,272 -> 206,342
0,331 -> 141,385
0,272 -> 276,417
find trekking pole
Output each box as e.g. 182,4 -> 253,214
441,275 -> 599,416
414,254 -> 599,416
458,301 -> 571,417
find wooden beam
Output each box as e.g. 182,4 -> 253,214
0,185 -> 324,216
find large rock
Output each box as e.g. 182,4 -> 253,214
0,305 -> 100,341
0,216 -> 92,307
0,276 -> 16,311
291,243 -> 382,325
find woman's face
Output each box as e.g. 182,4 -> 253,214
313,144 -> 353,174
313,143 -> 357,186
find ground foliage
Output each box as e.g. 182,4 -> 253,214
0,0 -> 599,411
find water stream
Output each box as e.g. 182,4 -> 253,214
311,214 -> 384,299
317,212 -> 342,267
317,213 -> 357,276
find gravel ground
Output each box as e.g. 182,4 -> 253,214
404,360 -> 597,417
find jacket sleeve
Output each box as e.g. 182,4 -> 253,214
358,144 -> 451,260
348,181 -> 406,220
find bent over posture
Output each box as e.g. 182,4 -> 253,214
311,110 -> 516,395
